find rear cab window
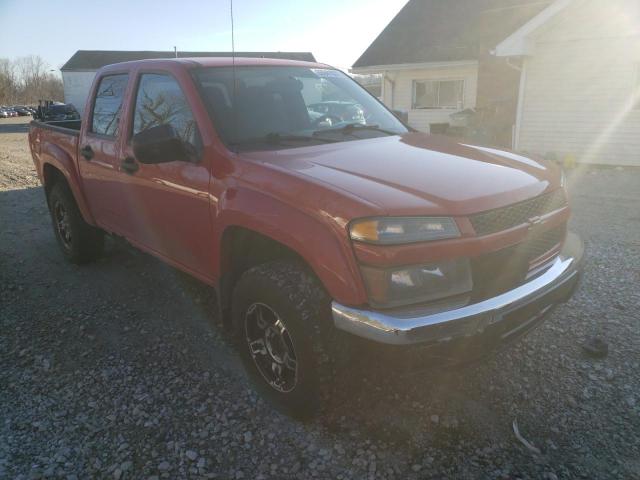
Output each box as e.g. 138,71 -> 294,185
91,74 -> 129,136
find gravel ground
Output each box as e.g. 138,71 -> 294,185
1,115 -> 639,479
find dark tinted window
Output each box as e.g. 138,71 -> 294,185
91,74 -> 129,136
132,73 -> 198,146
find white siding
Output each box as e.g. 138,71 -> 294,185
517,0 -> 640,166
382,65 -> 478,133
62,71 -> 97,115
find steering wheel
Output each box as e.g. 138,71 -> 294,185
312,114 -> 342,127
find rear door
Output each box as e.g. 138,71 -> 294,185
78,73 -> 130,233
117,71 -> 215,278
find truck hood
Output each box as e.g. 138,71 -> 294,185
240,133 -> 562,217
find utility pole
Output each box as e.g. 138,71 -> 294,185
174,46 -> 178,58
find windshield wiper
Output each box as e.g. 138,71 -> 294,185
264,133 -> 338,144
313,123 -> 397,137
231,132 -> 338,147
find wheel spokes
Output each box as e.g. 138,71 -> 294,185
248,338 -> 267,356
255,305 -> 270,330
283,352 -> 297,372
54,202 -> 72,247
244,302 -> 299,393
271,361 -> 283,377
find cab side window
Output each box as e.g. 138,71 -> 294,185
91,74 -> 129,136
132,73 -> 199,147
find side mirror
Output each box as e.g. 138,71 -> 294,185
132,124 -> 188,164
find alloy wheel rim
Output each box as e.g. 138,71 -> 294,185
54,200 -> 72,249
244,302 -> 298,393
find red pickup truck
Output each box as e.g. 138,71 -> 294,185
29,57 -> 583,418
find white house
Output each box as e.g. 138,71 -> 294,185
352,0 -> 640,166
60,50 -> 316,116
494,0 -> 640,166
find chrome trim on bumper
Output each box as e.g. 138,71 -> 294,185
332,232 -> 583,346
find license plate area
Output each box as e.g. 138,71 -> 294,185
488,270 -> 577,341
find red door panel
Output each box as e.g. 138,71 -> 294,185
78,73 -> 130,235
115,157 -> 215,277
78,136 -> 122,232
114,71 -> 215,278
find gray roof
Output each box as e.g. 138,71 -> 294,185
61,50 -> 316,71
353,0 -> 552,68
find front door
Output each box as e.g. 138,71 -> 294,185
78,73 -> 130,234
117,72 -> 214,278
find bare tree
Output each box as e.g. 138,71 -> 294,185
0,55 -> 63,105
0,59 -> 18,104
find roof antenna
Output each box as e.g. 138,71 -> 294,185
230,0 -> 237,149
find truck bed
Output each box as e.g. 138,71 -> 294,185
29,120 -> 81,182
30,119 -> 82,135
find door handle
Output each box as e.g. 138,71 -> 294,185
80,145 -> 94,160
120,157 -> 139,174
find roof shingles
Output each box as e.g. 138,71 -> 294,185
352,0 -> 552,68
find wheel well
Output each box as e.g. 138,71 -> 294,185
218,226 -> 309,327
42,163 -> 67,197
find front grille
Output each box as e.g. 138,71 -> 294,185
522,225 -> 565,261
470,190 -> 567,236
471,224 -> 566,301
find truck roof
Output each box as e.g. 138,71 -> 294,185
99,56 -> 330,73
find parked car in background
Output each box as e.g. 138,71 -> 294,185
34,102 -> 80,122
307,100 -> 366,125
16,107 -> 32,116
45,104 -> 80,121
0,110 -> 9,118
29,57 -> 583,418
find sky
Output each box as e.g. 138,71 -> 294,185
0,0 -> 406,73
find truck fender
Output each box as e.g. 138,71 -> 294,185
40,142 -> 96,225
216,187 -> 367,306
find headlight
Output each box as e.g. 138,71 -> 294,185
350,217 -> 460,245
360,258 -> 473,308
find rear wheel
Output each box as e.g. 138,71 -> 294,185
47,182 -> 104,264
232,261 -> 338,419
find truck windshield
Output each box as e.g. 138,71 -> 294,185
192,66 -> 408,150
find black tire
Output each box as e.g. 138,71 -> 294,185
47,181 -> 104,264
232,261 -> 338,419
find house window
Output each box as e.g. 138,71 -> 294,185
412,79 -> 464,109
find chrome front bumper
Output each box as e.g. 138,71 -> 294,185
332,232 -> 584,346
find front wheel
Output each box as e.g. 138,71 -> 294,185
232,261 -> 337,419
